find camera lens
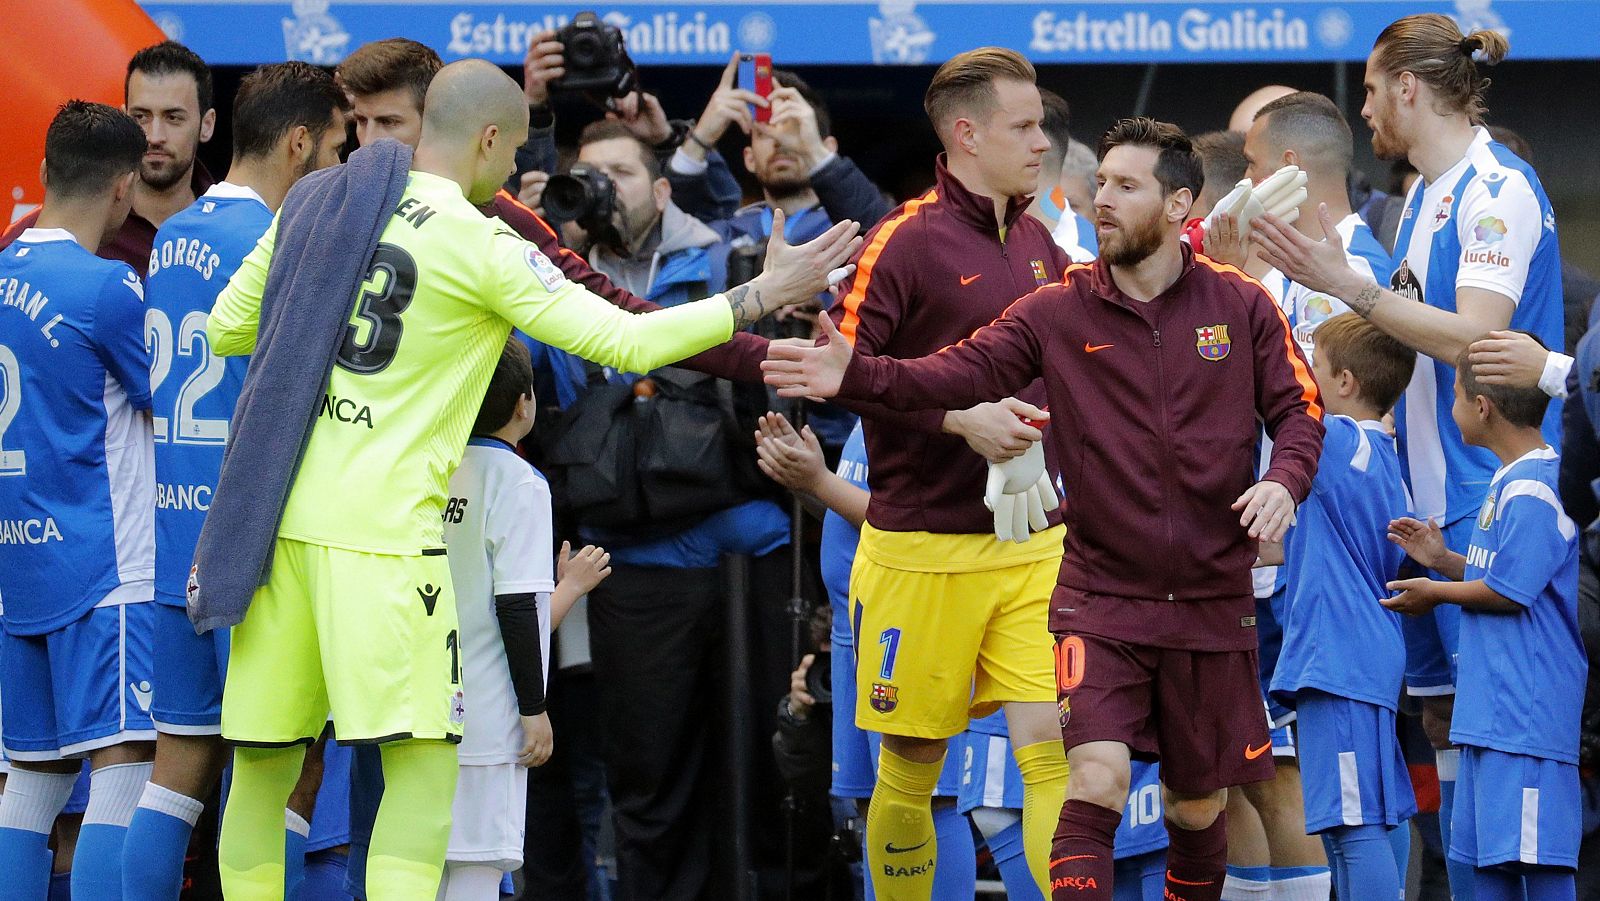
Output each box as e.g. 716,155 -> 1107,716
541,174 -> 590,224
568,31 -> 603,67
806,651 -> 832,706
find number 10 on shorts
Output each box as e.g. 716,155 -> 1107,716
1055,635 -> 1085,693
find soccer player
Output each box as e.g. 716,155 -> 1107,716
198,60 -> 856,900
785,47 -> 1075,901
753,414 -> 977,900
120,61 -> 350,901
1264,313 -> 1417,901
959,718 -> 1168,901
763,116 -> 1325,901
1027,88 -> 1097,264
436,337 -> 612,898
1386,343 -> 1582,901
1254,22 -> 1564,898
0,102 -> 154,901
1,42 -> 216,268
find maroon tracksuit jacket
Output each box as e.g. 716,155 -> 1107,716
830,157 -> 1071,535
837,246 -> 1324,650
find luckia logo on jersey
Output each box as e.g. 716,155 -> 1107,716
1195,324 -> 1231,361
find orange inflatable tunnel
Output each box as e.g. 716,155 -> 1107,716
0,0 -> 167,228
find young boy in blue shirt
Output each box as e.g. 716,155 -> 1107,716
1388,334 -> 1584,901
1262,312 -> 1418,901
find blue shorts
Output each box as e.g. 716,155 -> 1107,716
1112,848 -> 1166,901
0,603 -> 157,760
150,602 -> 229,734
1452,746 -> 1579,869
309,738 -> 353,852
1269,708 -> 1297,760
1294,691 -> 1416,833
830,642 -> 961,800
1256,588 -> 1294,728
1402,518 -> 1471,695
957,728 -> 1024,812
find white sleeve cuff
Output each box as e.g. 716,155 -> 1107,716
1540,351 -> 1574,399
669,147 -> 708,176
807,151 -> 838,177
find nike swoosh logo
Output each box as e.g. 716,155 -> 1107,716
959,274 -> 982,286
885,837 -> 932,854
1244,742 -> 1272,760
1050,855 -> 1099,865
1084,342 -> 1114,353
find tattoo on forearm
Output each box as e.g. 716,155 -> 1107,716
725,283 -> 770,330
1350,282 -> 1383,317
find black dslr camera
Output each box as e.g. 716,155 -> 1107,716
551,11 -> 638,98
542,162 -> 618,240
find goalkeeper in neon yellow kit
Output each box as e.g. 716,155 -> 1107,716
206,60 -> 861,899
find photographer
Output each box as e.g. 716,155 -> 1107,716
544,120 -> 803,901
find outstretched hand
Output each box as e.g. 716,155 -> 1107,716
1252,204 -> 1359,298
1231,479 -> 1296,542
761,312 -> 853,399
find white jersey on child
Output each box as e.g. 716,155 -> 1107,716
445,437 -> 555,764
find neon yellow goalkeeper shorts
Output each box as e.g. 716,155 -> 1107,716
221,537 -> 464,746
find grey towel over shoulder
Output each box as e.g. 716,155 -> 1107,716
188,140 -> 414,633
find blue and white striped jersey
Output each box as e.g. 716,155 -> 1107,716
0,228 -> 154,634
1391,127 -> 1564,528
146,183 -> 270,605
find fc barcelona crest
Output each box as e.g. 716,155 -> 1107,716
869,682 -> 899,714
1195,324 -> 1231,361
1030,259 -> 1049,285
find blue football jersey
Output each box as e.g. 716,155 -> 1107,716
823,422 -> 869,648
145,184 -> 270,605
0,228 -> 154,635
1272,416 -> 1410,710
1253,214 -> 1396,600
1392,128 -> 1564,528
1452,446 -> 1583,763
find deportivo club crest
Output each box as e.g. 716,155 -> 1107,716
1195,324 -> 1231,361
869,682 -> 899,713
1477,491 -> 1497,531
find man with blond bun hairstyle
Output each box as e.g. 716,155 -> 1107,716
815,46 -> 1073,900
1255,18 -> 1564,901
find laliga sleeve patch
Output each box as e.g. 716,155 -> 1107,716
524,246 -> 566,293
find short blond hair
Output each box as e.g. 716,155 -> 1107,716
923,47 -> 1036,136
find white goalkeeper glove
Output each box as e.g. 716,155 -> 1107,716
1203,165 -> 1308,240
983,439 -> 1059,544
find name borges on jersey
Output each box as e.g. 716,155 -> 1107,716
148,236 -> 221,280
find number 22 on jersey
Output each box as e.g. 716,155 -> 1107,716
145,308 -> 227,445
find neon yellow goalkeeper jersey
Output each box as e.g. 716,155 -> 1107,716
208,170 -> 734,554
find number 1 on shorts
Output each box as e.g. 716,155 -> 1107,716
878,627 -> 901,680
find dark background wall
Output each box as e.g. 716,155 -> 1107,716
201,58 -> 1600,273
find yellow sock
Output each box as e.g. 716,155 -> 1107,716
867,746 -> 944,901
218,745 -> 306,900
1015,739 -> 1071,899
366,740 -> 460,900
